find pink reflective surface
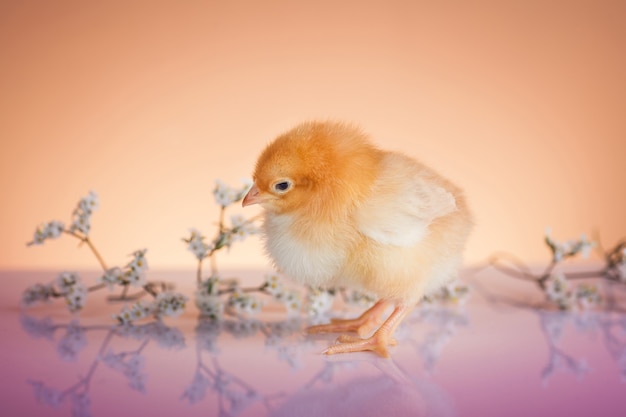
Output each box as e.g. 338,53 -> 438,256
2,269 -> 625,417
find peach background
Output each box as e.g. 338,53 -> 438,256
1,0 -> 625,273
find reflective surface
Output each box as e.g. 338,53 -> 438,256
2,269 -> 626,417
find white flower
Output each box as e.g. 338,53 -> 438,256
114,300 -> 154,324
154,292 -> 188,318
576,284 -> 601,309
544,228 -> 596,262
31,221 -> 65,245
196,293 -> 224,319
81,190 -> 99,213
185,228 -> 212,260
213,179 -> 239,207
281,290 -> 302,316
64,281 -> 87,313
213,179 -> 252,207
56,271 -> 79,291
264,273 -> 284,297
229,214 -> 258,242
307,289 -> 335,316
544,272 -> 574,310
22,283 -> 55,307
127,249 -> 148,271
68,192 -> 99,236
229,291 -> 263,316
123,249 -> 148,287
99,267 -> 123,290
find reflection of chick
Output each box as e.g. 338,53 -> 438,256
243,121 -> 473,357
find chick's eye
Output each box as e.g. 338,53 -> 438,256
273,181 -> 291,192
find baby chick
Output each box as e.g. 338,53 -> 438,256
243,121 -> 473,357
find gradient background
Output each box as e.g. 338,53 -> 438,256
2,0 -> 625,273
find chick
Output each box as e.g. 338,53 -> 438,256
243,121 -> 473,357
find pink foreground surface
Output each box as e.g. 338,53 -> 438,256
1,269 -> 625,417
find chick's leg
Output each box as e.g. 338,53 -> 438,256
323,304 -> 412,358
306,300 -> 389,337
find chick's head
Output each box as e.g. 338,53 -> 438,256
243,121 -> 381,216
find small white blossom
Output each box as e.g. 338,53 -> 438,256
263,273 -> 284,297
544,227 -> 596,262
229,214 -> 258,242
56,271 -> 79,291
576,284 -> 601,309
98,267 -> 123,290
545,272 -> 574,310
196,293 -> 224,319
64,281 -> 88,313
307,289 -> 335,316
229,290 -> 263,317
31,221 -> 65,245
22,283 -> 55,307
123,249 -> 148,287
213,179 -> 248,207
127,249 -> 148,271
185,228 -> 212,260
154,292 -> 188,318
114,300 -> 154,324
281,290 -> 302,316
69,191 -> 99,236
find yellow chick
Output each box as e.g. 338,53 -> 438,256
243,121 -> 473,357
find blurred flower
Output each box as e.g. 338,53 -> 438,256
185,228 -> 212,260
281,290 -> 302,316
544,271 -> 575,310
263,273 -> 284,297
22,283 -> 55,307
154,292 -> 188,318
575,284 -> 601,310
213,179 -> 251,207
307,288 -> 334,316
544,227 -> 596,262
69,191 -> 99,236
123,249 -> 148,287
228,289 -> 263,317
229,214 -> 259,243
54,272 -> 87,313
31,221 -> 65,245
98,267 -> 123,290
196,293 -> 224,320
114,300 -> 154,324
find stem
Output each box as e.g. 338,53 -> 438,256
197,259 -> 203,285
64,230 -> 108,271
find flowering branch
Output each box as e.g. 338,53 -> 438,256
22,191 -> 188,321
485,228 -> 626,310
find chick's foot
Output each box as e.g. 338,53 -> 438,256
321,304 -> 411,358
306,300 -> 389,337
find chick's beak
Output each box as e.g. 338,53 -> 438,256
242,183 -> 261,207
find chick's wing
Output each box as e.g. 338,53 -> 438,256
355,153 -> 457,247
